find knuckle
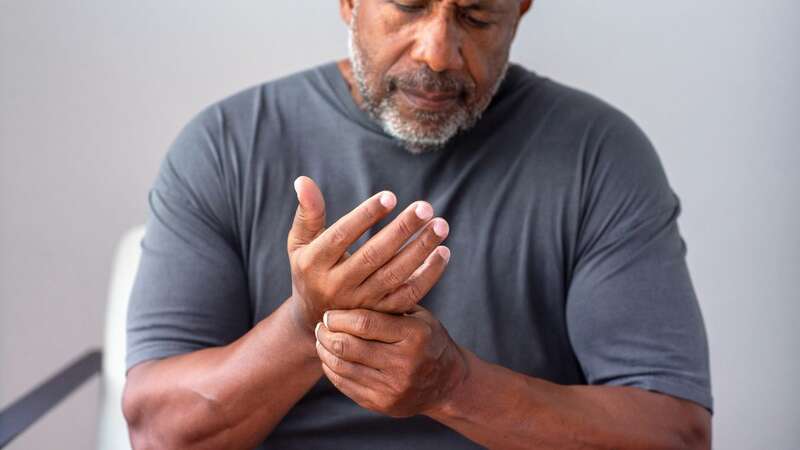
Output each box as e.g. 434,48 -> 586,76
294,252 -> 313,274
327,271 -> 346,293
332,337 -> 346,357
380,266 -> 405,288
359,202 -> 380,223
354,312 -> 373,334
359,245 -> 381,268
420,323 -> 434,340
298,208 -> 323,229
389,369 -> 413,395
350,289 -> 371,308
329,227 -> 349,248
321,288 -> 337,304
395,216 -> 416,237
330,353 -> 346,371
407,323 -> 432,346
320,279 -> 341,302
391,286 -> 416,311
417,230 -> 437,250
306,208 -> 325,225
406,282 -> 423,303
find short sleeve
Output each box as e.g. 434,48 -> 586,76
566,113 -> 713,412
126,107 -> 252,372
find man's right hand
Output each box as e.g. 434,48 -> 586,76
287,176 -> 451,332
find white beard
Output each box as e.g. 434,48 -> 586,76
347,18 -> 508,154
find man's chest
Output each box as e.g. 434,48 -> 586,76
242,173 -> 582,382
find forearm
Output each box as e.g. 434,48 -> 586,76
123,296 -> 322,450
426,347 -> 710,450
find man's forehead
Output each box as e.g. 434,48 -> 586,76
379,0 -> 518,13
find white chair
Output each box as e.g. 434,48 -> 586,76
0,226 -> 144,449
97,225 -> 145,449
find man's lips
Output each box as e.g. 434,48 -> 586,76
398,87 -> 459,111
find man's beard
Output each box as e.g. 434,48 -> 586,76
347,21 -> 508,154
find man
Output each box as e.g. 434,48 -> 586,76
123,0 -> 713,448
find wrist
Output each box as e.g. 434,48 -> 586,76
282,296 -> 321,362
286,294 -> 320,332
425,343 -> 472,420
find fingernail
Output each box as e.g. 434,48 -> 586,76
293,177 -> 302,198
415,202 -> 433,221
315,322 -> 322,339
323,311 -> 330,328
433,219 -> 449,238
438,246 -> 451,263
380,192 -> 396,209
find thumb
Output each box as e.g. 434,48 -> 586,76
288,176 -> 326,254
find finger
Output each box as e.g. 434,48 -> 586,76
315,322 -> 392,369
316,340 -> 386,387
320,360 -> 379,409
377,246 -> 450,313
305,190 -> 397,268
337,201 -> 436,284
287,176 -> 326,255
323,308 -> 410,343
356,218 -> 448,302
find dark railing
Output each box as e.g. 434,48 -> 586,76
0,349 -> 102,448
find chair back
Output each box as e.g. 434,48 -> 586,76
97,226 -> 145,450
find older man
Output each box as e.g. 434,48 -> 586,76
123,1 -> 713,448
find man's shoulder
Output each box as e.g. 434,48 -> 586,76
494,63 -> 652,183
205,62 -> 339,121
161,63 -> 340,183
170,61 -> 343,162
503,63 -> 636,135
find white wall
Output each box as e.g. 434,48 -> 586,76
1,1 -> 797,449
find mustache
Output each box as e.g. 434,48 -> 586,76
388,67 -> 475,96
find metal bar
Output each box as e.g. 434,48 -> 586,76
0,349 -> 102,448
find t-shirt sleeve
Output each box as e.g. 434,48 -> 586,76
565,112 -> 713,412
126,107 -> 252,372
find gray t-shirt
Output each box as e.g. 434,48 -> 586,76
127,61 -> 712,449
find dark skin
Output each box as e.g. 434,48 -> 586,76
123,1 -> 711,448
323,0 -> 712,448
123,178 -> 452,449
340,0 -> 521,129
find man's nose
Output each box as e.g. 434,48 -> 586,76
409,15 -> 465,73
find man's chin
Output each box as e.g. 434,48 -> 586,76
388,126 -> 457,154
378,110 -> 468,154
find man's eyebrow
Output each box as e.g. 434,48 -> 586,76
458,0 -> 505,13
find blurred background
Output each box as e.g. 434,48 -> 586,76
1,1 -> 798,449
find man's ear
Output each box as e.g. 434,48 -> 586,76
519,0 -> 533,17
510,0 -> 532,40
340,0 -> 356,25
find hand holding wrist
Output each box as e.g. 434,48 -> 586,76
424,342 -> 472,420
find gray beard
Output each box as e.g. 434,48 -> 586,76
347,25 -> 508,154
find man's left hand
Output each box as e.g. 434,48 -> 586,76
314,306 -> 467,418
